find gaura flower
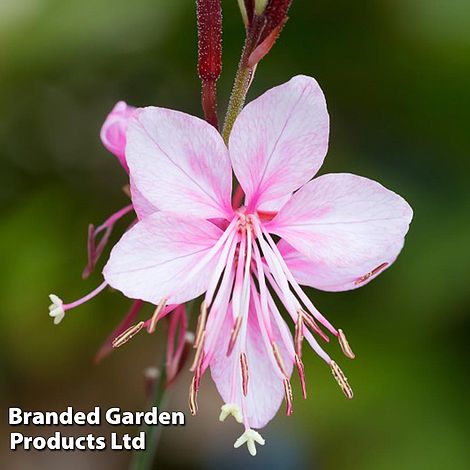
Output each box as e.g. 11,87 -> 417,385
100,75 -> 413,455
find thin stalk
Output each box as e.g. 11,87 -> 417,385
130,359 -> 168,470
222,42 -> 255,144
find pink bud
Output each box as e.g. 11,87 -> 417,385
100,101 -> 137,173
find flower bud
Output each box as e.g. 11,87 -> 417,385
100,101 -> 137,173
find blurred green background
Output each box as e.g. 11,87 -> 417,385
1,0 -> 469,469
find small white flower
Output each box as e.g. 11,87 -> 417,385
219,403 -> 243,423
234,428 -> 265,456
48,294 -> 65,325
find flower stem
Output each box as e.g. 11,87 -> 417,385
222,39 -> 255,144
129,360 -> 168,470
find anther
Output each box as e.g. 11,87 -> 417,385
112,321 -> 145,348
295,313 -> 304,357
194,301 -> 207,349
338,329 -> 355,359
330,361 -> 354,399
300,309 -> 330,342
148,298 -> 167,334
272,341 -> 288,377
294,354 -> 307,399
226,315 -> 243,356
283,378 -> 293,416
188,377 -> 198,416
355,262 -> 389,285
190,331 -> 205,372
240,352 -> 249,396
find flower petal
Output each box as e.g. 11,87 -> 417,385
127,107 -> 233,219
229,75 -> 329,211
210,302 -> 293,429
268,173 -> 413,291
130,177 -> 157,220
103,212 -> 224,304
100,101 -> 137,172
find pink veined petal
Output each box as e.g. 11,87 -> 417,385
267,173 -> 413,291
210,302 -> 293,429
126,107 -> 233,220
130,177 -> 158,220
103,212 -> 224,305
229,75 -> 329,212
100,101 -> 137,172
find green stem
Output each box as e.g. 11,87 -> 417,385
222,43 -> 255,144
130,360 -> 168,470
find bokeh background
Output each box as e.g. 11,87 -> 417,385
1,0 -> 469,469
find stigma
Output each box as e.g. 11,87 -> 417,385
219,403 -> 243,423
48,294 -> 65,325
233,428 -> 265,456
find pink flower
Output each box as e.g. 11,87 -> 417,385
101,75 -> 412,455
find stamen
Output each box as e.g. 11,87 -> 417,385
330,361 -> 354,399
194,301 -> 207,349
188,377 -> 198,416
112,321 -> 145,348
190,331 -> 205,372
295,354 -> 307,399
240,352 -> 249,396
295,312 -> 304,357
272,341 -> 288,377
226,315 -> 243,356
148,298 -> 167,334
283,378 -> 293,416
355,262 -> 389,285
338,329 -> 355,359
194,351 -> 205,390
300,309 -> 330,343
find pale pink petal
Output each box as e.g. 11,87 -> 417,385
229,75 -> 329,211
210,303 -> 293,429
130,177 -> 157,220
267,173 -> 413,291
103,212 -> 223,305
278,240 -> 400,292
127,107 -> 233,219
100,101 -> 137,172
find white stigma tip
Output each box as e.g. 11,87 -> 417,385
185,332 -> 195,344
48,294 -> 65,325
233,429 -> 265,456
219,403 -> 243,423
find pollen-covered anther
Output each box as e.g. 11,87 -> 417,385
227,315 -> 243,356
330,361 -> 354,399
234,429 -> 265,456
48,294 -> 65,325
112,321 -> 145,348
338,329 -> 355,359
272,341 -> 288,377
299,309 -> 330,342
190,330 -> 205,373
354,262 -> 389,285
294,312 -> 304,357
283,378 -> 293,416
194,301 -> 207,349
188,377 -> 198,416
219,403 -> 243,423
240,352 -> 249,396
148,297 -> 167,334
294,354 -> 307,399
